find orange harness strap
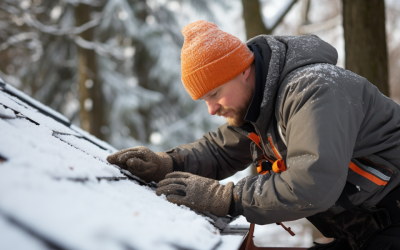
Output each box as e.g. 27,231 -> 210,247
247,133 -> 287,174
248,132 -> 262,149
245,133 -> 389,241
246,133 -> 294,237
248,134 -> 388,186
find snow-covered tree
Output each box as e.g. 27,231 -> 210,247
0,0 -> 225,151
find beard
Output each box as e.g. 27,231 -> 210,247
216,86 -> 254,127
216,106 -> 247,127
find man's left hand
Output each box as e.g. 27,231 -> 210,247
156,172 -> 233,216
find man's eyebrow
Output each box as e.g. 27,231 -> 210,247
200,85 -> 222,100
200,92 -> 212,100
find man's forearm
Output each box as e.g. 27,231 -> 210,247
165,123 -> 253,180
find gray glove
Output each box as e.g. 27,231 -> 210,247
106,146 -> 173,183
156,172 -> 233,216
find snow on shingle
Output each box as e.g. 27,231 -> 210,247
53,133 -> 112,164
3,83 -> 70,124
0,215 -> 47,250
70,124 -> 118,153
0,84 -> 233,250
0,170 -> 221,250
0,118 -> 120,179
0,90 -> 80,136
0,104 -> 16,119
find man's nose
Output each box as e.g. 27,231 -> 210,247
206,101 -> 220,115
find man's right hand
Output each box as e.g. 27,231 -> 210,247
106,146 -> 173,183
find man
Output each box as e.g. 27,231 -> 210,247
107,20 -> 400,250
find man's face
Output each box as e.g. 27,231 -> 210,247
200,72 -> 254,127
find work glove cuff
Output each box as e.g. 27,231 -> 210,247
228,183 -> 245,217
215,181 -> 234,216
153,151 -> 173,182
228,178 -> 245,217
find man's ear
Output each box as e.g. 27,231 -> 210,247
243,65 -> 251,79
243,64 -> 252,80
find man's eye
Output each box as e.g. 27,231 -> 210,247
211,91 -> 218,97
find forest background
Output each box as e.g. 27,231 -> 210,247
1,0 -> 399,246
1,0 -> 399,169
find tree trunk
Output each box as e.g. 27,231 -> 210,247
241,0 -> 297,40
241,0 -> 271,40
241,0 -> 297,175
75,4 -> 105,140
342,0 -> 389,96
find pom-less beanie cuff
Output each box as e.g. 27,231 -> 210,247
182,45 -> 254,100
181,20 -> 255,100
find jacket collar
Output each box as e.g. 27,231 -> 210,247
244,44 -> 271,123
244,36 -> 288,160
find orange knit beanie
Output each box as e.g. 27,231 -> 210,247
181,20 -> 255,100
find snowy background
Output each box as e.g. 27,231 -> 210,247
0,83 -> 313,249
1,0 -> 400,248
1,0 -> 399,151
0,86 -> 246,250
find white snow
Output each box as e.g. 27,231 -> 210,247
70,124 -> 117,153
0,89 -> 237,250
230,216 -> 313,248
0,216 -> 47,250
0,104 -> 16,118
0,73 -> 314,249
219,235 -> 244,249
0,170 -> 222,250
253,219 -> 313,247
3,83 -> 70,124
53,133 -> 113,164
0,90 -> 80,136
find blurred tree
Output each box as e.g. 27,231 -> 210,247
95,0 -> 216,150
342,0 -> 389,96
241,0 -> 297,39
386,0 -> 400,103
75,3 -> 105,140
0,1 -> 78,118
0,0 -> 225,151
297,0 -> 341,36
241,0 -> 298,175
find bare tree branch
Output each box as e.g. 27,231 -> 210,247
0,32 -> 43,61
22,12 -> 103,36
64,0 -> 106,7
73,36 -> 125,60
242,0 -> 298,39
298,15 -> 341,35
266,0 -> 298,32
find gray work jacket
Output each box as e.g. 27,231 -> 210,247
167,35 -> 400,224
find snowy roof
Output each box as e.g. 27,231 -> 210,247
0,79 -> 245,250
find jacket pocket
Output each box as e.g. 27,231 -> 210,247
330,157 -> 395,213
347,158 -> 393,193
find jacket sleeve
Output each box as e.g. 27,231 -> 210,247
165,123 -> 253,180
232,67 -> 366,224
